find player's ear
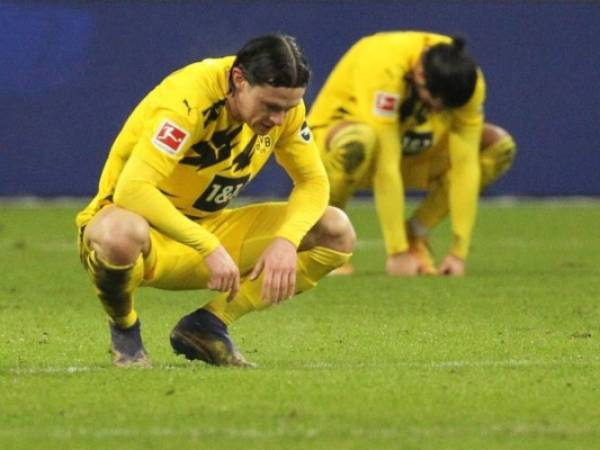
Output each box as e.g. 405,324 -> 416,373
230,67 -> 247,92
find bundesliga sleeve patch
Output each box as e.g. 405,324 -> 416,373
373,92 -> 400,118
151,119 -> 190,156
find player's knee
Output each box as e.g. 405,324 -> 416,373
311,206 -> 356,253
329,123 -> 377,175
482,124 -> 516,162
479,124 -> 517,189
92,216 -> 149,265
481,124 -> 511,149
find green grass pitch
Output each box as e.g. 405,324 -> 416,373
0,199 -> 599,449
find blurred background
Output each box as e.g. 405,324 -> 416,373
1,0 -> 599,198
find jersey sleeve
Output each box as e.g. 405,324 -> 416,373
131,105 -> 196,179
273,102 -> 329,247
353,52 -> 410,253
447,72 -> 486,258
350,45 -> 412,253
354,57 -> 406,127
113,154 -> 221,256
113,86 -> 221,256
372,125 -> 409,255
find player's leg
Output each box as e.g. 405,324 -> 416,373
169,203 -> 355,367
80,205 -> 152,367
409,123 -> 516,269
162,204 -> 291,367
319,121 -> 377,209
316,121 -> 376,274
479,124 -> 516,189
412,123 -> 516,228
201,205 -> 354,322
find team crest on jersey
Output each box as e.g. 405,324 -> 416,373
253,135 -> 272,154
299,121 -> 312,143
152,119 -> 190,156
373,92 -> 400,117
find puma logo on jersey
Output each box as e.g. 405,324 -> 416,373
152,119 -> 190,156
181,125 -> 243,170
183,99 -> 192,115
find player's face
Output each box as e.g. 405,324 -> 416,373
412,58 -> 445,112
229,68 -> 305,135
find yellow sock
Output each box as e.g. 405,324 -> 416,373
86,250 -> 144,328
205,246 -> 351,325
295,246 -> 351,292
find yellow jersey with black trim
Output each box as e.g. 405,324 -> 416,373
308,31 -> 485,258
309,31 -> 484,140
77,56 -> 326,254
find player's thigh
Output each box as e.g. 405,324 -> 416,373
148,202 -> 287,290
141,228 -> 209,290
479,123 -> 515,187
204,202 -> 291,275
323,122 -> 376,170
312,122 -> 337,173
145,202 -> 293,289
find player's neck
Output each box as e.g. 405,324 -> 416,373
225,94 -> 242,124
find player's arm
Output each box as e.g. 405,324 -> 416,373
446,126 -> 481,259
273,109 -> 329,248
372,125 -> 407,254
372,126 -> 420,276
250,107 -> 329,304
113,114 -> 239,297
114,156 -> 220,254
353,56 -> 420,276
443,75 -> 485,270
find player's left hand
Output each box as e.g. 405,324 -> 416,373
438,254 -> 465,276
250,237 -> 297,304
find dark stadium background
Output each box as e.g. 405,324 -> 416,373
2,0 -> 598,197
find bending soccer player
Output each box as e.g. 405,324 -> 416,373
308,31 -> 515,276
76,34 -> 355,367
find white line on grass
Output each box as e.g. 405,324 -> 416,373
0,423 -> 596,440
4,357 -> 599,376
300,358 -> 600,370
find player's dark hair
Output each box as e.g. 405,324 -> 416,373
230,34 -> 311,90
422,36 -> 477,108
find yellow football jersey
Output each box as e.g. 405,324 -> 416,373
308,32 -> 485,258
77,56 -> 327,255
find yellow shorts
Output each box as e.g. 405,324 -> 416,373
315,121 -> 515,193
79,202 -> 290,290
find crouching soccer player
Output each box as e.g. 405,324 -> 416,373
308,31 -> 516,276
76,34 -> 355,368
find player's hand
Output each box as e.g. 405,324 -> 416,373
386,252 -> 420,276
438,254 -> 465,276
204,245 -> 240,301
250,237 -> 297,304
